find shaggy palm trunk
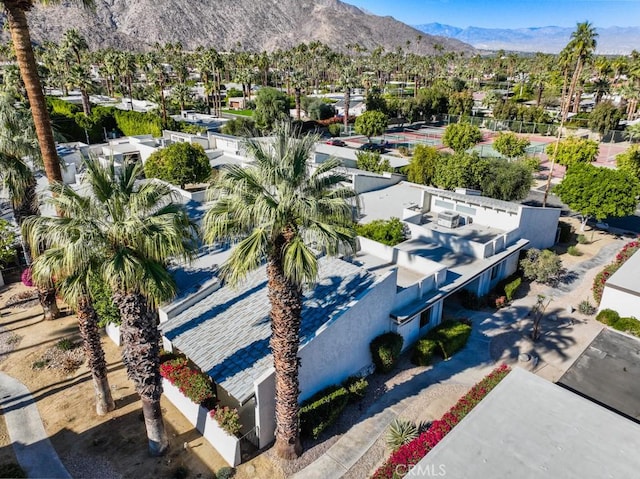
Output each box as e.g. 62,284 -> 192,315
267,249 -> 303,460
295,88 -> 301,121
6,4 -> 63,185
38,288 -> 60,320
114,291 -> 168,456
81,88 -> 92,116
77,296 -> 115,415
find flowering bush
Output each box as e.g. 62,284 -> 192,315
592,240 -> 640,304
21,268 -> 33,287
210,406 -> 241,436
372,365 -> 511,479
160,357 -> 216,405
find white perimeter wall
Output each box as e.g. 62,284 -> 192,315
517,207 -> 561,250
297,271 -> 397,402
599,287 -> 640,319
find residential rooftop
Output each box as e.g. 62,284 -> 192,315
161,256 -> 375,403
408,367 -> 640,478
601,249 -> 640,297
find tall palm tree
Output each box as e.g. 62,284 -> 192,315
61,29 -> 92,116
561,22 -> 598,122
340,65 -> 358,131
22,187 -> 116,415
202,124 -> 359,459
28,158 -> 198,454
2,0 -> 93,186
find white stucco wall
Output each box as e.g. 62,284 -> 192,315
599,287 -> 640,319
254,369 -> 276,448
517,207 -> 561,249
394,300 -> 444,349
425,193 -> 521,232
297,271 -> 397,402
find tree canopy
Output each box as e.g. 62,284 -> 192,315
492,132 -> 530,160
406,145 -> 441,185
546,136 -> 599,167
356,151 -> 393,174
143,142 -> 211,188
354,110 -> 388,142
588,101 -> 623,138
0,219 -> 16,266
553,163 -> 640,230
254,87 -> 289,132
442,123 -> 482,153
616,144 -> 640,180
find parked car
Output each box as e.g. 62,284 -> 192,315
359,142 -> 386,153
326,139 -> 347,147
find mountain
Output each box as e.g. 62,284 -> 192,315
415,23 -> 640,55
13,0 -> 473,54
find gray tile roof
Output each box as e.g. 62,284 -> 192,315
161,256 -> 374,404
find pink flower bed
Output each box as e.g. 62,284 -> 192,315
593,240 -> 640,304
372,364 -> 511,479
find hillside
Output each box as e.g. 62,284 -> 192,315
415,22 -> 640,54
14,0 -> 473,54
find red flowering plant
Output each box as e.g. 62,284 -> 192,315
592,240 -> 640,304
21,267 -> 33,287
210,406 -> 242,436
372,365 -> 511,479
160,357 -> 216,406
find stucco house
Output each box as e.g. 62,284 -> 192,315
598,249 -> 640,319
154,176 -> 560,464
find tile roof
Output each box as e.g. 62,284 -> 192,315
161,256 -> 374,403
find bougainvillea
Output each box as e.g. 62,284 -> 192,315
372,365 -> 511,479
592,240 -> 640,304
160,357 -> 216,405
21,268 -> 33,287
210,406 -> 242,436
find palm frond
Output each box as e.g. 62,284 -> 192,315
282,236 -> 318,287
219,228 -> 269,286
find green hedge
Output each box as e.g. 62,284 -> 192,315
299,385 -> 350,439
596,309 -> 640,336
412,320 -> 472,365
411,338 -> 439,366
504,277 -> 522,301
370,332 -> 404,373
344,376 -> 369,403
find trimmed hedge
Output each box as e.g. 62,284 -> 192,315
412,320 -> 472,365
503,276 -> 522,302
299,376 -> 369,439
370,332 -> 404,373
596,309 -> 640,337
411,338 -> 439,366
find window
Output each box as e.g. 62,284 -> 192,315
420,308 -> 431,328
491,266 -> 499,280
435,199 -> 454,210
456,204 -> 477,216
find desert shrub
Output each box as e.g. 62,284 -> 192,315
578,299 -> 596,315
567,245 -> 582,256
216,467 -> 235,479
385,418 -> 419,451
56,338 -> 75,351
328,123 -> 342,137
503,276 -> 522,302
411,338 -> 439,366
299,385 -> 350,439
210,406 -> 241,436
577,234 -> 589,244
344,376 -> 369,403
370,332 -> 404,373
596,309 -> 620,325
520,248 -> 562,285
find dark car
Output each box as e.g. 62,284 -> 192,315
359,142 -> 386,153
326,139 -> 347,147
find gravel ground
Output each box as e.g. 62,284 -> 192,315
4,290 -> 39,309
62,452 -> 123,479
0,325 -> 21,363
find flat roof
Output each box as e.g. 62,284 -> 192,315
558,328 -> 640,422
359,182 -> 425,222
408,368 -> 640,479
604,250 -> 640,296
351,251 -> 431,287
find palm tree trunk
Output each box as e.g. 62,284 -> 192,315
344,87 -> 351,130
114,291 -> 169,456
295,87 -> 301,121
267,252 -> 303,460
6,5 -> 62,184
81,88 -> 92,116
38,287 -> 60,320
77,296 -> 115,415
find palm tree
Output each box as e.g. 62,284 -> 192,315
202,124 -> 359,459
22,186 -> 116,415
29,158 -> 198,454
561,22 -> 598,122
2,0 -> 93,187
61,29 -> 92,116
340,65 -> 358,131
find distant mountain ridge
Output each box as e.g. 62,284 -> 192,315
6,0 -> 474,54
415,22 -> 640,54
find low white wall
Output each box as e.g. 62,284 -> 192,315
358,236 -> 444,278
162,379 -> 241,466
517,207 -> 561,249
353,173 -> 403,194
254,369 -> 276,448
62,163 -> 76,185
297,272 -> 397,402
105,323 -> 121,346
599,287 -> 640,319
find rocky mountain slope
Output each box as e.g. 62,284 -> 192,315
16,0 -> 473,54
416,22 -> 640,55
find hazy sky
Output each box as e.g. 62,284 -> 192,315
349,0 -> 640,28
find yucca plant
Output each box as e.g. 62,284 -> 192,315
385,418 -> 418,451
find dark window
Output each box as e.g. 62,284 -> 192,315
420,308 -> 431,328
491,266 -> 499,280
